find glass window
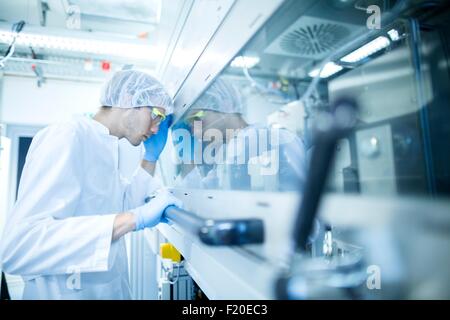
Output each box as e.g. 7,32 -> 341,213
163,0 -> 450,198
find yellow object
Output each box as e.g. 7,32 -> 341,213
186,110 -> 206,121
151,107 -> 166,122
160,243 -> 181,263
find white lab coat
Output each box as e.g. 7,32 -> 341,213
0,116 -> 160,299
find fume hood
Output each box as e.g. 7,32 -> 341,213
150,0 -> 450,300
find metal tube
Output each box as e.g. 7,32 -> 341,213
163,205 -> 264,246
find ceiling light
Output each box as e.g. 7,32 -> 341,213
0,30 -> 155,61
308,62 -> 343,78
230,56 -> 260,69
340,36 -> 390,63
387,29 -> 400,41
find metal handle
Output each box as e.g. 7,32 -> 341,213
163,205 -> 264,246
293,98 -> 358,251
276,98 -> 359,299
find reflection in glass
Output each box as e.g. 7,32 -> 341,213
172,78 -> 308,191
163,0 -> 450,198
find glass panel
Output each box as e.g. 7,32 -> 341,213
163,0 -> 450,198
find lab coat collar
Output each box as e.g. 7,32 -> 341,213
77,115 -> 118,141
77,115 -> 120,169
90,118 -> 112,136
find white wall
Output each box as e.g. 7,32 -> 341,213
1,75 -> 103,126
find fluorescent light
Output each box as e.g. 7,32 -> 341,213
388,29 -> 400,41
0,30 -> 155,61
308,62 -> 343,78
230,56 -> 260,69
340,36 -> 390,63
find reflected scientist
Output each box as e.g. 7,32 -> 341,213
172,78 -> 307,191
0,70 -> 182,299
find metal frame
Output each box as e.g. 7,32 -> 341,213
170,0 -> 285,121
156,0 -> 196,78
159,0 -> 238,98
409,18 -> 437,195
163,205 -> 264,246
5,125 -> 43,213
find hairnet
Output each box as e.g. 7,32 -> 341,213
190,78 -> 243,114
100,70 -> 173,114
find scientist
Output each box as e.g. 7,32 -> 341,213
172,78 -> 307,191
0,70 -> 182,299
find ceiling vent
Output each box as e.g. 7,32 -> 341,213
265,16 -> 357,59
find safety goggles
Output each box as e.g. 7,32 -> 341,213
185,110 -> 206,122
150,107 -> 166,123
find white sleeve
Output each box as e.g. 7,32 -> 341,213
0,125 -> 116,277
121,166 -> 162,211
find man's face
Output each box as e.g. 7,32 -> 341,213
123,106 -> 165,146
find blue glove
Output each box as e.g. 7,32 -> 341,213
143,114 -> 173,162
131,189 -> 182,231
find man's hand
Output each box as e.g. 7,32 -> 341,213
143,114 -> 173,162
131,189 -> 182,231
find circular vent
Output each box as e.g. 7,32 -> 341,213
280,23 -> 350,56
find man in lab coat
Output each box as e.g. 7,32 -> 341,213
0,70 -> 182,299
